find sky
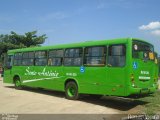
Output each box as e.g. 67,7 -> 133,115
0,0 -> 160,54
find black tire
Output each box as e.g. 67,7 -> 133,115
65,81 -> 79,100
14,77 -> 22,90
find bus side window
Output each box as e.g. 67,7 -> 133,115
14,53 -> 22,66
35,51 -> 47,66
48,49 -> 63,66
108,44 -> 126,67
22,52 -> 34,66
84,46 -> 106,66
64,48 -> 82,66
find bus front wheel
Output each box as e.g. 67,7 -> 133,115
65,81 -> 79,100
14,77 -> 22,90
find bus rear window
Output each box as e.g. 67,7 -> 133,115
132,41 -> 154,60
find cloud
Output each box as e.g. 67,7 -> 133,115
139,21 -> 160,30
151,30 -> 160,36
139,21 -> 160,37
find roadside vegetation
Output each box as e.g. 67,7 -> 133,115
139,90 -> 160,115
0,31 -> 47,64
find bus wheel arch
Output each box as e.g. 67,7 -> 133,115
64,79 -> 79,100
13,75 -> 22,90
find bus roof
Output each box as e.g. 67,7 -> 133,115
7,38 -> 152,54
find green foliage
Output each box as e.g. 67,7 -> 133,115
0,31 -> 47,59
139,91 -> 160,114
158,57 -> 160,76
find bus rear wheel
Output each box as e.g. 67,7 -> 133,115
65,81 -> 79,100
14,77 -> 22,90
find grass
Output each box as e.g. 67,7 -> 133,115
139,90 -> 160,115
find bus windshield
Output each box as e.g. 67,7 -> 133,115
132,40 -> 154,60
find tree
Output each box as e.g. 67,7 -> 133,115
158,56 -> 160,77
0,31 -> 47,63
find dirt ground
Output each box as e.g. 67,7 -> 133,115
0,78 -> 152,119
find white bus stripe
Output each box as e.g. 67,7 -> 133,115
22,77 -> 60,83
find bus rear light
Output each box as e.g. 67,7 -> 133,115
131,74 -> 136,87
154,77 -> 158,83
131,83 -> 138,88
131,74 -> 134,82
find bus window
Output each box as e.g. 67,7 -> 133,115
35,51 -> 47,66
108,45 -> 126,67
14,53 -> 22,66
84,46 -> 106,66
64,48 -> 82,66
48,49 -> 63,66
22,52 -> 34,66
132,41 -> 154,60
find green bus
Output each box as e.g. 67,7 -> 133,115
3,38 -> 159,100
